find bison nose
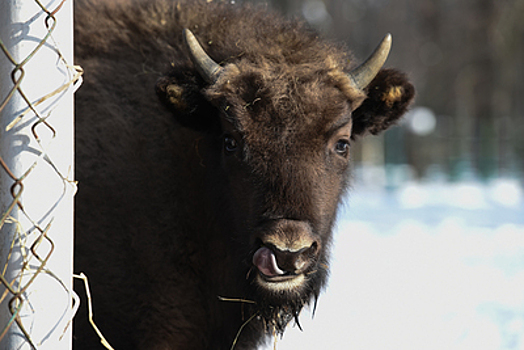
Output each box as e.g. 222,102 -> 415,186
253,219 -> 321,277
253,241 -> 319,277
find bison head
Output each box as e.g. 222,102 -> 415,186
156,29 -> 414,335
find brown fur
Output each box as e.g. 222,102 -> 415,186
74,1 -> 414,349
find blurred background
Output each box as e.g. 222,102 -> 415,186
233,0 -> 524,349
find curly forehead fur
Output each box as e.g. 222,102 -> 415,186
206,63 -> 357,132
202,39 -> 367,110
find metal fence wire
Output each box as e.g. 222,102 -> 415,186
0,0 -> 81,349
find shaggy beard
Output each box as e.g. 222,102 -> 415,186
248,266 -> 327,336
256,292 -> 314,335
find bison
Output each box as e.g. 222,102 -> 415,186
73,0 -> 415,349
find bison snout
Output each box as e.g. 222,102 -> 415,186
253,242 -> 318,277
253,220 -> 320,280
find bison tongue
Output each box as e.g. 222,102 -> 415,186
253,247 -> 285,277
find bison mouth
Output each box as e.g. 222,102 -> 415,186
251,241 -> 321,293
252,246 -> 307,286
246,243 -> 325,335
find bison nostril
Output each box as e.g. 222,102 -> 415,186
308,241 -> 319,255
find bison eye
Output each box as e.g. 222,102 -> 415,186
223,135 -> 238,154
334,139 -> 350,156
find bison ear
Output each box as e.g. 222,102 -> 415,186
351,68 -> 415,138
155,70 -> 220,132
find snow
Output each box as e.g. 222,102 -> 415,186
261,179 -> 524,350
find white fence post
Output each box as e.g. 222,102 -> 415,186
0,0 -> 78,349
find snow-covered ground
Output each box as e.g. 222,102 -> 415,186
263,178 -> 524,350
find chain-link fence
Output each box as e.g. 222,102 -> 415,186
0,0 -> 81,349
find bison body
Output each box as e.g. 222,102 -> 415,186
74,1 -> 414,349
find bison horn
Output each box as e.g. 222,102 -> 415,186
348,33 -> 392,90
184,29 -> 224,84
